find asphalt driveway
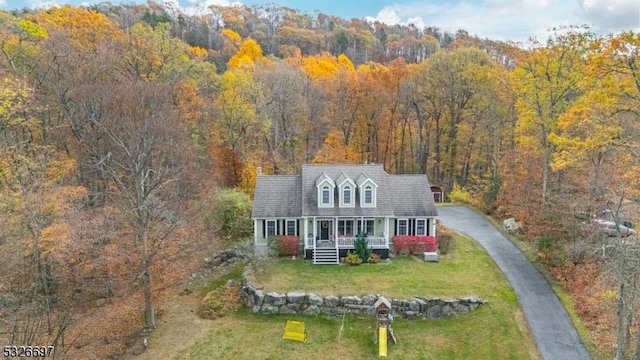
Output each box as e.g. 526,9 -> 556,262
438,206 -> 591,360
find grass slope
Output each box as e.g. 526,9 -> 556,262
256,239 -> 511,300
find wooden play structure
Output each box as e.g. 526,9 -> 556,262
374,296 -> 397,358
282,320 -> 308,343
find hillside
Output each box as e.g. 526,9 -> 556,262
0,3 -> 640,358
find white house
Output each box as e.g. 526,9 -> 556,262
251,164 -> 438,264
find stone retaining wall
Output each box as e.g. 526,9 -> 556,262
241,272 -> 485,319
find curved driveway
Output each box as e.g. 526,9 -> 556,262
438,206 -> 591,360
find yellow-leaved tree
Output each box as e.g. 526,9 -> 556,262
554,31 -> 640,359
511,27 -> 594,207
313,129 -> 360,164
228,37 -> 268,70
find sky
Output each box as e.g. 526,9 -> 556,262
2,0 -> 639,43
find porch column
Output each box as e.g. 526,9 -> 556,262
334,217 -> 338,240
303,217 -> 308,250
384,217 -> 389,246
431,218 -> 437,237
312,217 -> 316,246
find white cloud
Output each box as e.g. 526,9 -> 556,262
23,0 -> 61,9
371,6 -> 402,24
364,0 -> 636,43
185,0 -> 236,6
578,0 -> 640,34
175,0 -> 242,16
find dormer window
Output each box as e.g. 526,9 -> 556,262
321,185 -> 331,206
316,172 -> 335,208
364,185 -> 373,205
356,172 -> 377,208
344,186 -> 352,204
337,172 -> 356,208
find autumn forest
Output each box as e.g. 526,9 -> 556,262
2,2 -> 640,358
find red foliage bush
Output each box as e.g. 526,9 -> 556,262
267,235 -> 300,256
392,236 -> 438,254
280,236 -> 299,256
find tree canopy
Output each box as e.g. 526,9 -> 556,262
1,4 -> 640,358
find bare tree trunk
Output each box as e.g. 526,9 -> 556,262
141,226 -> 155,329
615,281 -> 628,360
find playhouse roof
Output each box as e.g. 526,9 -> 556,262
374,296 -> 391,310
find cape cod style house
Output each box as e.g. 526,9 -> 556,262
251,164 -> 438,264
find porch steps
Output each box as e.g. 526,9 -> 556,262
313,248 -> 339,265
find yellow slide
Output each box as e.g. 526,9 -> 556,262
379,327 -> 388,358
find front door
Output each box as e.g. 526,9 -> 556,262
319,220 -> 331,240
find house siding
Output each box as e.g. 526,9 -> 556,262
255,220 -> 266,245
253,217 -> 304,245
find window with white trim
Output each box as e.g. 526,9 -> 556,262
357,219 -> 375,236
266,220 -> 277,237
416,219 -> 427,236
364,185 -> 373,205
286,219 -> 297,236
321,185 -> 331,206
338,220 -> 354,237
343,186 -> 352,206
397,219 -> 408,235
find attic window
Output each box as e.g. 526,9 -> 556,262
339,185 -> 355,207
364,185 -> 373,205
321,185 -> 331,206
356,173 -> 377,208
337,172 -> 356,208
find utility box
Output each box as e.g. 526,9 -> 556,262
423,252 -> 439,262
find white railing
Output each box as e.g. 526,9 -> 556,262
306,237 -> 314,248
336,237 -> 387,248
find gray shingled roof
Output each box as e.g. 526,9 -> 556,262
335,172 -> 350,187
387,174 -> 438,217
356,171 -> 374,187
251,175 -> 301,218
315,172 -> 334,187
251,164 -> 438,218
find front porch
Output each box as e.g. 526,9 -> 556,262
308,236 -> 389,249
252,215 -> 436,264
303,217 -> 391,263
305,239 -> 391,264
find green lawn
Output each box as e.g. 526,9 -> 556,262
175,233 -> 541,359
255,237 -> 512,300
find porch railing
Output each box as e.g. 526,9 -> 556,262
337,237 -> 387,248
306,236 -> 388,249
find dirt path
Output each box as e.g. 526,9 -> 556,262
126,292 -> 212,360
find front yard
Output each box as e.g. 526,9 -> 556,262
174,232 -> 541,359
255,236 -> 510,299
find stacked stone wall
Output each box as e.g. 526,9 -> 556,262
241,272 -> 484,319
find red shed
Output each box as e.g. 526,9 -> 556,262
430,185 -> 444,203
